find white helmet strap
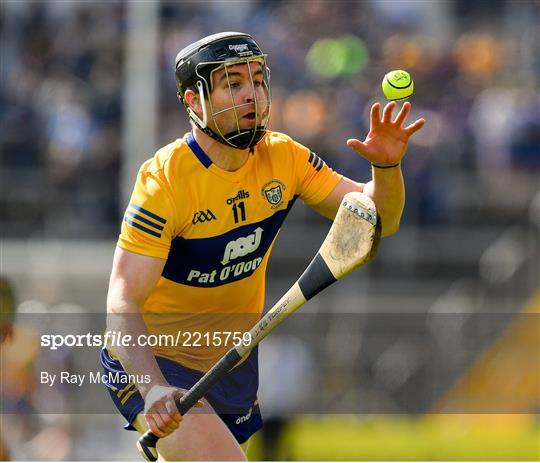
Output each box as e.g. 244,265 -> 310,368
187,80 -> 208,129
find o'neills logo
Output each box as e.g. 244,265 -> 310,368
236,407 -> 253,425
226,190 -> 250,205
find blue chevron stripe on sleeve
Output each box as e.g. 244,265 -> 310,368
124,211 -> 164,231
129,204 -> 167,224
123,218 -> 162,238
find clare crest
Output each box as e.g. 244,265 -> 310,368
261,179 -> 286,208
265,186 -> 282,205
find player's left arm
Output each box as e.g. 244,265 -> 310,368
312,101 -> 425,237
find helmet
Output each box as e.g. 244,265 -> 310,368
175,32 -> 271,150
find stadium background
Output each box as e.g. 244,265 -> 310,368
1,0 -> 538,460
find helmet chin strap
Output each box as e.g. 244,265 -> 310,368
187,81 -> 208,128
222,127 -> 266,150
198,125 -> 265,150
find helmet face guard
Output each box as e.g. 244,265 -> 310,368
175,32 -> 271,150
194,57 -> 271,150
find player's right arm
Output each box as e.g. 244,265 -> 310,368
107,246 -> 184,437
107,156 -> 200,437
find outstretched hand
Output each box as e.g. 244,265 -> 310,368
347,101 -> 425,167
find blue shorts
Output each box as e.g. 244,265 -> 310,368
100,347 -> 262,444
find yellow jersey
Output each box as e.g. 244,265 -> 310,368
117,130 -> 342,371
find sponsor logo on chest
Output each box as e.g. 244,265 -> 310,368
221,227 -> 263,265
186,227 -> 265,285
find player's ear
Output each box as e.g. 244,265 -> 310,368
183,88 -> 201,112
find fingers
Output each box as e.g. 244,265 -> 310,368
385,101 -> 425,135
164,398 -> 182,425
145,412 -> 168,438
145,407 -> 180,437
146,416 -> 176,438
404,118 -> 426,136
346,138 -> 369,156
382,101 -> 396,123
393,101 -> 411,126
370,103 -> 381,129
144,386 -> 186,438
158,402 -> 180,432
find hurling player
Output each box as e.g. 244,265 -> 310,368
102,32 -> 424,460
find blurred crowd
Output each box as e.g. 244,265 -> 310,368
1,0 -> 539,239
1,1 -> 124,238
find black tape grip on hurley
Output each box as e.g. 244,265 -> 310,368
298,252 -> 337,300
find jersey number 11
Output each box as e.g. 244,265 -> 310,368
232,202 -> 246,223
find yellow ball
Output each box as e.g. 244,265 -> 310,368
382,70 -> 414,101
